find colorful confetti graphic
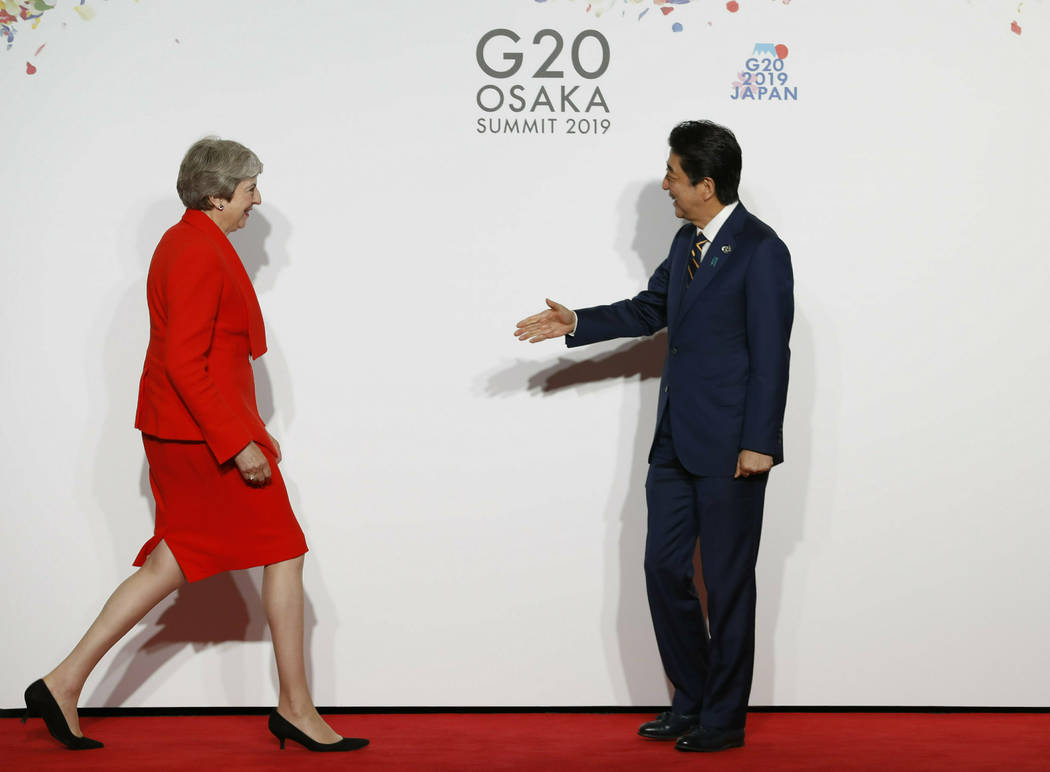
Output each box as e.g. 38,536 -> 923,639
533,0 -> 698,22
531,0 -> 744,33
531,0 -> 1030,41
1,0 -> 57,51
2,0 -> 103,74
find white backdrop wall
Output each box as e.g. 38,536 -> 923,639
2,0 -> 1048,708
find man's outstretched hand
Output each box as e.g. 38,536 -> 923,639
515,298 -> 576,343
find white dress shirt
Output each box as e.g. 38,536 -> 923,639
693,200 -> 737,264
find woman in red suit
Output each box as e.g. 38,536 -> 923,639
23,138 -> 367,753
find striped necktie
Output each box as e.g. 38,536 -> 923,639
686,230 -> 709,286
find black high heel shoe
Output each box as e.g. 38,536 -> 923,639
23,679 -> 103,750
268,709 -> 368,752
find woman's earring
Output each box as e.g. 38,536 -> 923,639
217,203 -> 225,211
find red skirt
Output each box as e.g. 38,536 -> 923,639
134,435 -> 308,582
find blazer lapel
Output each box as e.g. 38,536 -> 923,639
667,226 -> 691,330
181,209 -> 268,360
220,238 -> 268,360
676,203 -> 748,323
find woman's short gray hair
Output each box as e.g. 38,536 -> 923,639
176,137 -> 263,210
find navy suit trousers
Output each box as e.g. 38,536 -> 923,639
644,408 -> 767,729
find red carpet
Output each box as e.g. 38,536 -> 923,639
3,712 -> 1048,771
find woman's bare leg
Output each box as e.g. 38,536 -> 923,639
263,554 -> 341,743
42,540 -> 186,736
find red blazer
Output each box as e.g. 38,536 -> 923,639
135,209 -> 270,464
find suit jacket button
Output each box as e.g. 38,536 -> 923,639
672,346 -> 679,355
664,385 -> 669,393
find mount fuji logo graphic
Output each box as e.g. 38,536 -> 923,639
732,43 -> 797,101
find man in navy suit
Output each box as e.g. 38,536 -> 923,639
515,121 -> 793,752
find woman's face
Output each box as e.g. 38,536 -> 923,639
212,177 -> 261,233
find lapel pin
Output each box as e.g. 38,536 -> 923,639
722,245 -> 732,254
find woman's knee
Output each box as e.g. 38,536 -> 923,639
268,553 -> 305,573
142,540 -> 186,587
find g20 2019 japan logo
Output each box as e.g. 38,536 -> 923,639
474,28 -> 612,136
731,43 -> 797,101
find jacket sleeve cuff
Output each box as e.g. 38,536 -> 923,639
202,422 -> 254,465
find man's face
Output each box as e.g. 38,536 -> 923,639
662,152 -> 708,223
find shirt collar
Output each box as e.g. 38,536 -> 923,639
697,200 -> 738,242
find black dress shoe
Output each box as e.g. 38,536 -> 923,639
268,710 -> 369,752
23,679 -> 103,750
637,711 -> 699,740
674,724 -> 745,752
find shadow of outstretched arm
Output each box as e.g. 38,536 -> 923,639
486,331 -> 668,399
534,332 -> 667,392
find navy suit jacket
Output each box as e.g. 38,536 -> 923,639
567,203 -> 793,477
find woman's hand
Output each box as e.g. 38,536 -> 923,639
234,441 -> 271,486
268,433 -> 282,464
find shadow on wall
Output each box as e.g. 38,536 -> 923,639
88,203 -> 331,708
484,180 -> 678,703
751,307 -> 815,705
